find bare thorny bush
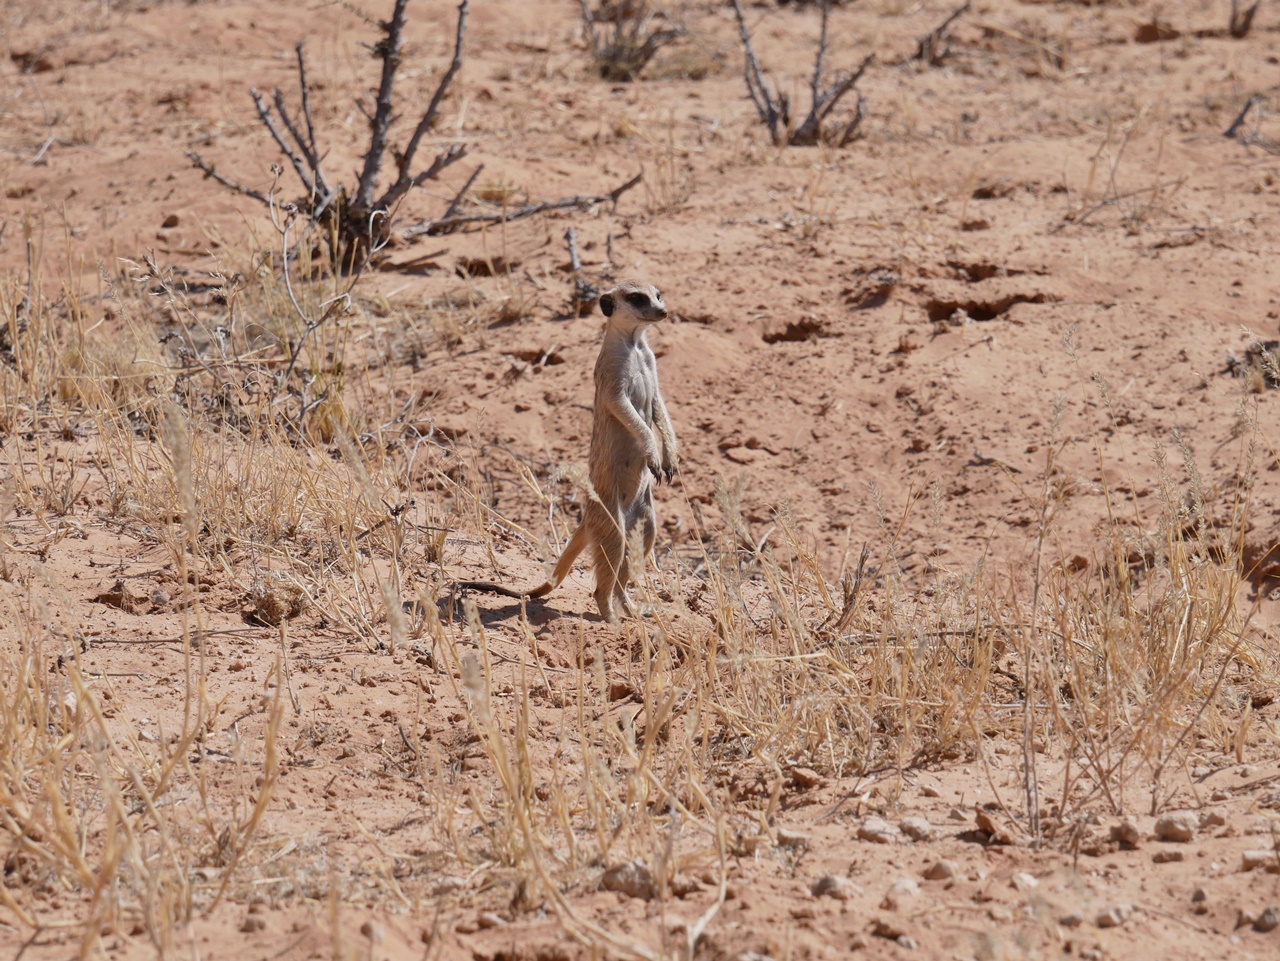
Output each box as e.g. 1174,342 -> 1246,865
191,0 -> 642,271
578,0 -> 686,82
731,0 -> 873,147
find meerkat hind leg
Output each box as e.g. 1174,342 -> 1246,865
592,512 -> 627,624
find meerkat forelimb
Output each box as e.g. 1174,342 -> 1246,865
454,280 -> 677,623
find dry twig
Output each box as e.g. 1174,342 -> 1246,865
730,0 -> 873,147
913,0 -> 970,66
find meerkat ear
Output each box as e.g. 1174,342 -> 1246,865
599,293 -> 615,316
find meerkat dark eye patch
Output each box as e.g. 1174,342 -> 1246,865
626,292 -> 650,309
599,293 -> 615,316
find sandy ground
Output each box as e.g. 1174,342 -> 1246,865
3,0 -> 1280,958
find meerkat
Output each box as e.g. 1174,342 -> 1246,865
456,280 -> 678,623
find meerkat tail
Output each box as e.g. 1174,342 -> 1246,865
455,523 -> 591,600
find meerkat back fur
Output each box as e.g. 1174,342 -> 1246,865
456,280 -> 678,623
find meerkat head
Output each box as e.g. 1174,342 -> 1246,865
599,281 -> 666,330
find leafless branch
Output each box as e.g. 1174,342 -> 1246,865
1229,0 -> 1261,38
732,0 -> 873,147
564,227 -> 601,316
186,151 -> 271,206
373,0 -> 470,212
913,0 -> 970,66
731,0 -> 787,144
249,89 -> 315,198
1224,95 -> 1262,139
402,172 -> 642,238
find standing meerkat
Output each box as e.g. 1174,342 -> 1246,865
456,280 -> 678,623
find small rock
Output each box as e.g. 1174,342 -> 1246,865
777,827 -> 810,850
476,912 -> 505,929
1060,912 -> 1084,928
601,861 -> 655,900
671,874 -> 703,898
871,918 -> 909,941
1192,886 -> 1209,915
1210,789 -> 1232,802
923,859 -> 958,881
1011,872 -> 1039,892
858,816 -> 897,844
948,806 -> 968,821
1255,905 -> 1280,932
988,905 -> 1013,922
900,816 -> 933,841
920,785 -> 941,798
1110,820 -> 1140,846
1095,904 -> 1132,928
1243,849 -> 1279,871
850,933 -> 870,950
1154,811 -> 1197,842
790,767 -> 823,789
1200,809 -> 1227,829
811,874 -> 859,900
161,213 -> 180,228
896,936 -> 919,950
240,916 -> 266,933
1153,849 -> 1184,863
881,878 -> 920,911
359,920 -> 384,943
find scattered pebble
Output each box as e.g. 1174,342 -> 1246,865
1192,886 -> 1209,915
1256,905 -> 1280,933
923,859 -> 958,881
360,920 -> 384,942
790,767 -> 823,789
161,213 -> 180,228
1210,789 -> 1232,802
671,874 -> 703,898
858,816 -> 897,844
1095,904 -> 1132,928
1199,809 -> 1226,829
1153,850 -> 1184,863
920,785 -> 941,798
899,816 -> 933,841
948,806 -> 968,821
777,827 -> 810,850
601,860 -> 656,900
1154,811 -> 1196,843
896,935 -> 919,950
881,878 -> 920,911
1059,912 -> 1084,928
240,916 -> 266,933
1242,850 -> 1279,871
1110,820 -> 1140,846
871,918 -> 910,941
811,874 -> 860,900
476,912 -> 505,929
988,905 -> 1013,922
1011,872 -> 1039,892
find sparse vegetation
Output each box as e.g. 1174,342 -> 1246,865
3,0 -> 1280,957
578,0 -> 686,82
730,0 -> 873,147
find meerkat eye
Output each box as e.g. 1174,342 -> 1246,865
626,292 -> 650,309
653,289 -> 662,301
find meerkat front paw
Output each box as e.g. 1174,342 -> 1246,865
661,447 -> 678,484
646,445 -> 663,481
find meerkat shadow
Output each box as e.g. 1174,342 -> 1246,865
414,595 -> 597,629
